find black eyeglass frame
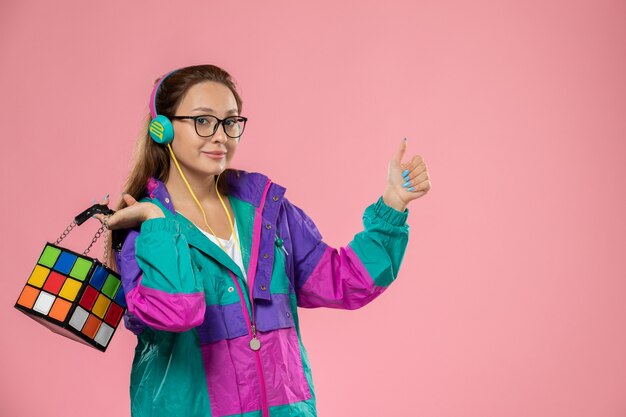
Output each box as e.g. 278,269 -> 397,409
170,115 -> 248,139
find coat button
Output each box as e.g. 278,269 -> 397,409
227,286 -> 234,293
165,198 -> 170,204
273,196 -> 279,201
263,253 -> 269,259
286,312 -> 291,318
275,237 -> 283,247
266,224 -> 272,229
260,285 -> 267,291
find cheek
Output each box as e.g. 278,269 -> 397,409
172,124 -> 198,149
171,132 -> 198,157
226,142 -> 238,162
171,139 -> 187,158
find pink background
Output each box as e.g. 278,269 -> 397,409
1,0 -> 625,416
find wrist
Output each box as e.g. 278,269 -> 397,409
382,189 -> 407,212
144,204 -> 165,221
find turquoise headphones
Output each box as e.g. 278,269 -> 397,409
148,69 -> 178,145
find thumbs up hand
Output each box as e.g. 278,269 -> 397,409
382,138 -> 431,212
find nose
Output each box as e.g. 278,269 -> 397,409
211,122 -> 228,143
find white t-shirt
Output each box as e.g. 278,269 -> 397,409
177,212 -> 247,282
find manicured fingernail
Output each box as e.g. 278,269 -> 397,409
408,187 -> 415,191
402,169 -> 409,176
104,194 -> 109,200
403,137 -> 407,142
403,181 -> 411,187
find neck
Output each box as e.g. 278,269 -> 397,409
165,163 -> 223,208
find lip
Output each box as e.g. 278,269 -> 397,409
202,150 -> 226,159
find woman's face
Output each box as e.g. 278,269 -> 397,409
170,81 -> 240,177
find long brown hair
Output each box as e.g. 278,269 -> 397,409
106,64 -> 244,270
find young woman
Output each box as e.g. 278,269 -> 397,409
98,64 -> 431,417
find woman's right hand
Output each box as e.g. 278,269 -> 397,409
94,193 -> 165,230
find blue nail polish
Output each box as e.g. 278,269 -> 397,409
403,181 -> 411,187
402,169 -> 409,177
408,187 -> 415,191
402,174 -> 409,181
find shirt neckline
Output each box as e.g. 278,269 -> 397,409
175,210 -> 237,243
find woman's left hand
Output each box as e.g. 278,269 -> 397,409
383,138 -> 431,212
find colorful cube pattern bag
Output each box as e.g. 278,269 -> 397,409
14,204 -> 126,352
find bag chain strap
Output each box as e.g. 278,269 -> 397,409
55,221 -> 77,245
54,221 -> 111,268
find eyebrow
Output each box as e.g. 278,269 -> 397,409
191,107 -> 239,115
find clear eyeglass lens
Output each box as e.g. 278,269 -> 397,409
195,116 -> 219,137
223,117 -> 245,138
195,116 -> 245,138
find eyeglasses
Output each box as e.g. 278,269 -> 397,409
170,115 -> 248,139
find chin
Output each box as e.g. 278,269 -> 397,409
178,161 -> 224,178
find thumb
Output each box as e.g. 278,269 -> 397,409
123,193 -> 138,206
394,137 -> 407,164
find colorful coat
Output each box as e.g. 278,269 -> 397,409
114,169 -> 410,417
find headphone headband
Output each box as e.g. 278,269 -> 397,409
149,69 -> 179,119
148,68 -> 180,144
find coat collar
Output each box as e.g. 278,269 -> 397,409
146,169 -> 284,215
142,169 -> 285,288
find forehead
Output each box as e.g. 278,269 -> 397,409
176,81 -> 238,114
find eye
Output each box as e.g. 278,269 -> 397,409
196,116 -> 210,125
224,118 -> 235,127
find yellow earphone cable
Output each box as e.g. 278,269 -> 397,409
166,144 -> 241,254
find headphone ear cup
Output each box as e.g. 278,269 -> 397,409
149,115 -> 174,144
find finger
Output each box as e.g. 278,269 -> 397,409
402,170 -> 430,189
412,178 -> 432,192
93,212 -> 114,230
91,195 -> 109,220
403,161 -> 425,180
98,194 -> 110,205
123,193 -> 138,206
395,138 -> 407,164
402,157 -> 426,180
414,161 -> 426,175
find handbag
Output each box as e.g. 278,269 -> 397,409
14,204 -> 126,352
